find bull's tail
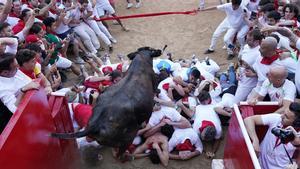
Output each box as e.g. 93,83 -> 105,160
51,129 -> 89,139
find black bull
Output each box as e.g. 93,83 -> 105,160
52,47 -> 162,153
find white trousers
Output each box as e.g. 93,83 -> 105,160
74,22 -> 100,54
86,20 -> 112,46
233,85 -> 255,104
224,24 -> 250,54
209,18 -> 231,51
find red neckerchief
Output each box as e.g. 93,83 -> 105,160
19,67 -> 36,79
162,83 -> 170,91
274,0 -> 279,10
261,53 -> 280,65
176,139 -> 195,151
9,12 -> 18,17
199,120 -> 215,133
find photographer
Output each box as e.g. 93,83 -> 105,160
244,102 -> 300,169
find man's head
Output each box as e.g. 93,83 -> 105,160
267,66 -> 287,88
16,49 -> 37,70
19,9 -> 32,22
283,4 -> 299,20
43,17 -> 56,33
0,53 -> 18,78
259,3 -> 275,18
0,22 -> 13,36
197,90 -> 211,105
110,70 -> 122,84
246,28 -> 263,47
231,0 -> 242,10
266,11 -> 281,26
12,0 -> 22,16
28,0 -> 39,8
161,124 -> 174,140
78,0 -> 89,10
29,23 -> 45,38
200,125 -> 216,142
149,149 -> 160,164
282,102 -> 300,127
259,36 -> 277,57
188,68 -> 201,84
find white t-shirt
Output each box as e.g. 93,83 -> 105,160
5,16 -> 20,27
216,93 -> 235,108
193,104 -> 222,139
148,106 -> 181,127
259,113 -> 297,169
279,57 -> 297,73
0,70 -> 32,113
259,79 -> 296,102
95,0 -> 110,8
157,77 -> 175,101
5,38 -> 18,54
239,45 -> 259,88
295,39 -> 300,94
217,3 -> 246,29
193,62 -> 215,81
168,128 -> 203,153
253,56 -> 282,86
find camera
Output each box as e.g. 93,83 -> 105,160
271,127 -> 295,144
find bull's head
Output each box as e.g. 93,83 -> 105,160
127,46 -> 162,60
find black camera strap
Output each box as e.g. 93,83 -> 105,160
282,144 -> 293,164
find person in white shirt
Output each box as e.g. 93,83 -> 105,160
126,0 -> 141,9
168,128 -> 203,160
248,37 -> 283,98
248,66 -> 296,114
95,0 -> 128,31
202,0 -> 249,60
234,28 -> 262,103
193,91 -> 222,158
244,102 -> 300,169
0,53 -> 40,113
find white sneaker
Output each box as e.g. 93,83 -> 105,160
222,45 -> 227,50
109,37 -> 117,44
127,3 -> 133,9
135,2 -> 141,8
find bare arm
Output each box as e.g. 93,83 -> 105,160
38,0 -> 55,16
244,115 -> 264,153
154,142 -> 169,167
273,100 -> 292,114
214,107 -> 231,117
164,117 -> 191,129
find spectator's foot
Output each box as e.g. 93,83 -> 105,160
122,27 -> 130,32
74,57 -> 85,64
204,56 -> 210,65
227,54 -> 235,60
135,1 -> 141,8
204,49 -> 214,54
109,37 -> 117,44
127,3 -> 133,9
222,45 -> 227,50
117,54 -> 125,61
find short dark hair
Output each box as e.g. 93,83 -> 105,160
19,9 -> 30,20
78,0 -> 89,4
149,149 -> 160,164
110,70 -> 122,81
259,0 -> 273,7
160,124 -> 174,140
290,102 -> 300,127
190,68 -> 201,79
29,23 -> 42,34
197,90 -> 211,103
260,3 -> 275,13
25,43 -> 42,53
0,53 -> 15,73
16,49 -> 36,67
267,10 -> 282,22
232,0 -> 242,6
158,70 -> 169,83
283,4 -> 299,17
202,126 -> 216,141
0,22 -> 10,33
43,17 -> 56,28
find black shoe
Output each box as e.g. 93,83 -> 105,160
204,49 -> 214,54
227,54 -> 235,60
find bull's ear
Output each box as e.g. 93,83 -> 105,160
127,52 -> 137,60
151,49 -> 162,58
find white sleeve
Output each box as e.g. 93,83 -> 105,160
158,91 -> 172,101
283,81 -> 296,102
261,113 -> 281,128
170,109 -> 182,122
5,38 -> 18,54
0,91 -> 17,113
194,137 -> 203,153
188,97 -> 197,109
258,80 -> 269,97
215,123 -> 222,139
16,31 -> 25,42
217,3 -> 230,11
148,113 -> 159,127
168,136 -> 177,152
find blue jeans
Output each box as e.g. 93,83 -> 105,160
220,66 -> 236,90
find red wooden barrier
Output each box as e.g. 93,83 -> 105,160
0,89 -> 80,169
224,103 -> 279,169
